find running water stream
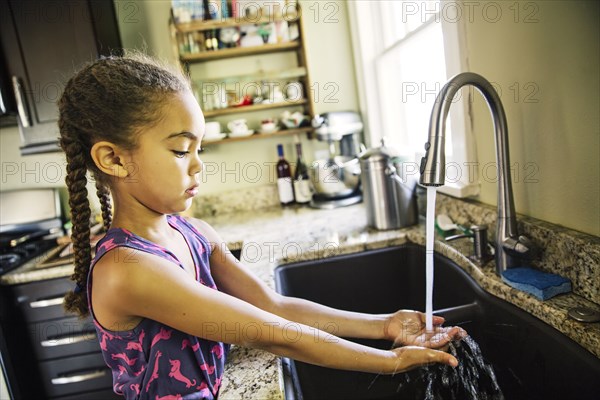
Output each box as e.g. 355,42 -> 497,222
425,186 -> 437,331
415,186 -> 504,399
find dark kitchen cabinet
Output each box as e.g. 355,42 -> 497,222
1,277 -> 119,399
0,0 -> 122,154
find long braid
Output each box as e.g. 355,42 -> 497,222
95,179 -> 112,231
61,133 -> 92,318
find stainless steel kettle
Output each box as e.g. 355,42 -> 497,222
359,140 -> 418,230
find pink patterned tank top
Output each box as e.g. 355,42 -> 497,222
87,215 -> 228,399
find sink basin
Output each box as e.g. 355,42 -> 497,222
274,244 -> 600,400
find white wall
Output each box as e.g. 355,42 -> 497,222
463,0 -> 599,236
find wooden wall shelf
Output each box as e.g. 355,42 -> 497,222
196,66 -> 306,85
175,15 -> 299,33
203,99 -> 306,118
204,127 -> 313,146
180,41 -> 300,62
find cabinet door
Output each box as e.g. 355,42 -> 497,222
0,0 -> 121,153
10,0 -> 98,125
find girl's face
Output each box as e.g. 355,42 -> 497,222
119,90 -> 205,215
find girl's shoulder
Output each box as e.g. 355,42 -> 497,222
171,215 -> 221,253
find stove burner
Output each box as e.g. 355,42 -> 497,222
0,239 -> 57,275
0,253 -> 20,265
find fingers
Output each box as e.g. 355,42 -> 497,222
447,325 -> 468,340
430,348 -> 459,368
434,325 -> 467,339
438,343 -> 451,352
391,346 -> 459,374
428,328 -> 456,348
427,330 -> 452,348
426,326 -> 468,348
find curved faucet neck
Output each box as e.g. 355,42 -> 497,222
419,72 -> 521,273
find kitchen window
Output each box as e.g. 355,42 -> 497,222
349,0 -> 479,197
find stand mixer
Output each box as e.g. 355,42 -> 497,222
309,111 -> 364,209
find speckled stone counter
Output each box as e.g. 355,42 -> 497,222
2,194 -> 599,400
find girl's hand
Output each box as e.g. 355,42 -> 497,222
388,345 -> 459,373
383,310 -> 467,349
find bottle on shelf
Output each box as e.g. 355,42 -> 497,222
276,144 -> 295,206
293,142 -> 311,205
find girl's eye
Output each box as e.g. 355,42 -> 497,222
172,148 -> 203,158
172,150 -> 188,158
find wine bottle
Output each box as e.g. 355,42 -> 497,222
276,144 -> 295,206
293,142 -> 311,205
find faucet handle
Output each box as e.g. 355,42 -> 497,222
446,224 -> 493,264
517,235 -> 533,252
503,235 -> 533,255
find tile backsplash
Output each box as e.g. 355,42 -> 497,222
192,184 -> 280,217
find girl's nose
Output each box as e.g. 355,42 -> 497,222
191,155 -> 203,175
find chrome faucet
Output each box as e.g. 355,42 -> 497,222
419,72 -> 532,275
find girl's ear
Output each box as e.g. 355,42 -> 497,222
90,141 -> 130,178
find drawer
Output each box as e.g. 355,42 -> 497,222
11,277 -> 74,322
29,316 -> 100,360
39,352 -> 113,398
53,388 -> 121,400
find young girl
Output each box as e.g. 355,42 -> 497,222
59,54 -> 465,399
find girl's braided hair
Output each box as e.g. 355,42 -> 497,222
58,53 -> 190,317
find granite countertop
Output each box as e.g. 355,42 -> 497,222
3,201 -> 599,399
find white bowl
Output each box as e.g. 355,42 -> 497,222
260,126 -> 279,134
203,133 -> 227,142
228,130 -> 255,138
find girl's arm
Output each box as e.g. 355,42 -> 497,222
91,248 -> 457,374
191,218 -> 388,339
191,219 -> 464,345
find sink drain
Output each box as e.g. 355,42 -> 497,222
568,307 -> 600,322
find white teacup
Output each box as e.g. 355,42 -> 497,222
271,87 -> 285,103
205,121 -> 221,137
227,119 -> 248,134
261,121 -> 277,133
285,81 -> 303,100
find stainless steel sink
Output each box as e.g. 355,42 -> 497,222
274,244 -> 600,400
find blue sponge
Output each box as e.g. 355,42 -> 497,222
501,267 -> 572,301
